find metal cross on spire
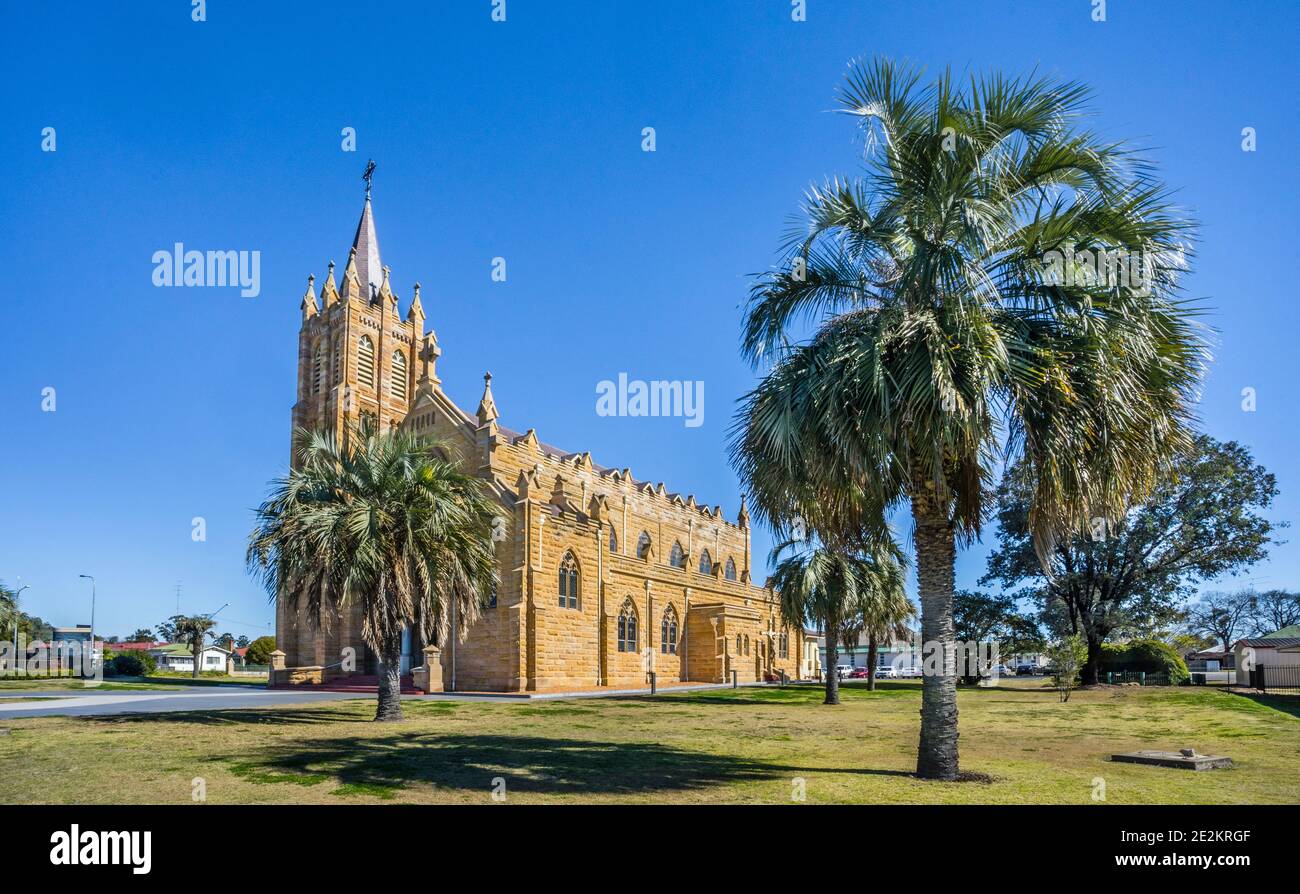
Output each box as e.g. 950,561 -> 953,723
362,159 -> 376,196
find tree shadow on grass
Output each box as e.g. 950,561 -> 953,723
93,707 -> 367,726
1228,691 -> 1300,720
220,732 -> 918,797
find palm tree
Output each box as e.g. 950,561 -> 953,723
770,536 -> 901,704
733,59 -> 1204,779
247,424 -> 499,722
844,548 -> 913,692
172,615 -> 217,679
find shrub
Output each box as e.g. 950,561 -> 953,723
1046,635 -> 1088,702
105,650 -> 155,677
244,636 -> 276,665
1100,639 -> 1190,685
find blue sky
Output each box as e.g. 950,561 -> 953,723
1,0 -> 1296,639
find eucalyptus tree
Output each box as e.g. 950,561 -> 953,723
733,59 -> 1204,779
248,425 -> 499,722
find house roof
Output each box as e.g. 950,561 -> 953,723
1236,637 -> 1300,649
108,641 -> 160,651
1261,625 -> 1300,639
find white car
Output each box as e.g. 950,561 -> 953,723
834,664 -> 853,678
874,664 -> 899,679
990,664 -> 1015,677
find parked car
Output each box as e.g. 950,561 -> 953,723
848,666 -> 870,679
990,664 -> 1015,676
874,664 -> 898,679
1015,663 -> 1038,676
834,664 -> 853,679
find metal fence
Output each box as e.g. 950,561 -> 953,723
1102,670 -> 1171,686
1248,665 -> 1300,694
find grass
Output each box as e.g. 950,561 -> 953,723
1,680 -> 1297,804
0,675 -> 265,691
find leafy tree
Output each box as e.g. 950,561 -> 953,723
984,436 -> 1277,684
0,582 -> 17,636
236,635 -> 250,649
1250,590 -> 1300,635
1188,590 -> 1258,653
128,628 -> 156,643
1100,639 -> 1189,684
105,650 -> 156,677
244,635 -> 276,665
732,58 -> 1203,779
248,425 -> 499,722
1169,631 -> 1215,655
952,590 -> 1043,683
1047,636 -> 1088,702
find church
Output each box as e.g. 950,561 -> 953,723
274,182 -> 815,692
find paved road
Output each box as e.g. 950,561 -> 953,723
0,687 -> 387,718
0,679 -> 763,718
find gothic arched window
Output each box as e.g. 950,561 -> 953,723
617,599 -> 638,653
725,557 -> 737,581
608,528 -> 618,554
744,635 -> 750,656
670,542 -> 685,569
636,531 -> 652,560
558,551 -> 579,609
779,630 -> 789,659
390,350 -> 408,401
660,605 -> 678,655
312,343 -> 325,394
357,335 -> 376,389
698,549 -> 712,575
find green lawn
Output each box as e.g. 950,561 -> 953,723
0,674 -> 265,691
1,681 -> 1296,804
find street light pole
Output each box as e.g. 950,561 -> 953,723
79,575 -> 96,674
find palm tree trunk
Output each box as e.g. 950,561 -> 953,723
912,487 -> 960,780
192,641 -> 201,679
375,634 -> 404,722
867,633 -> 879,692
823,620 -> 840,705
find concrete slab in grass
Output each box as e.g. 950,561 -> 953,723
1110,750 -> 1234,770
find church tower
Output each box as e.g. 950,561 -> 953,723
283,166 -> 432,675
291,168 -> 427,461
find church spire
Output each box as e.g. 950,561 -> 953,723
351,196 -> 382,294
301,273 -> 318,319
477,372 -> 499,425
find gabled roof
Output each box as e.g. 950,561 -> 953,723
1235,637 -> 1300,649
1261,625 -> 1300,639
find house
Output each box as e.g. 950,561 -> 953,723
1233,625 -> 1300,685
150,643 -> 232,673
1186,647 -> 1234,671
817,631 -> 923,673
106,641 -> 162,652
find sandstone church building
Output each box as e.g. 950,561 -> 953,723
275,184 -> 812,692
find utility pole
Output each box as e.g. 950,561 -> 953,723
78,574 -> 96,675
11,584 -> 30,674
